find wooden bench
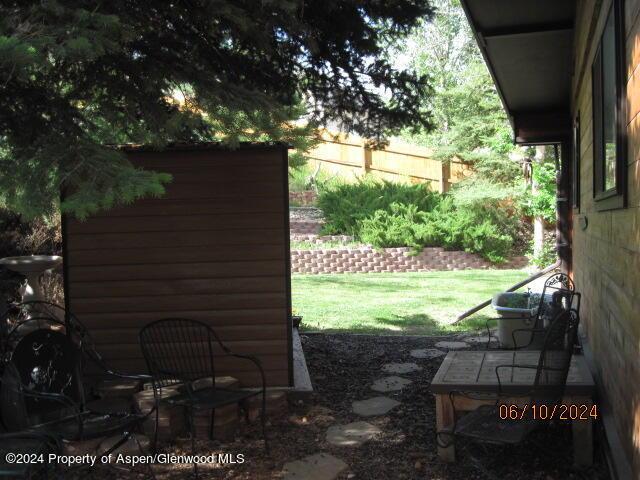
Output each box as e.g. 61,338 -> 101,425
430,350 -> 596,466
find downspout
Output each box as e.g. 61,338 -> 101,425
556,141 -> 572,274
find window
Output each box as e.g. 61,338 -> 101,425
572,114 -> 580,210
592,1 -> 627,210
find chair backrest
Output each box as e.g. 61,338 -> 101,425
531,309 -> 580,405
139,318 -> 221,391
535,273 -> 576,323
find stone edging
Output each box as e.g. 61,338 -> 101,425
290,234 -> 356,243
291,246 -> 528,274
290,221 -> 323,235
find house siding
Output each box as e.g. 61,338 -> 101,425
572,0 -> 640,473
63,145 -> 292,388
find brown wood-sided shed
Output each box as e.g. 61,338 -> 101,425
62,143 -> 293,388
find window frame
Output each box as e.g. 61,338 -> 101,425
591,0 -> 627,211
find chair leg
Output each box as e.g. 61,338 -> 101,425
209,408 -> 216,440
485,319 -> 494,350
100,430 -> 133,458
131,432 -> 157,480
261,390 -> 269,454
152,403 -> 160,454
187,406 -> 198,480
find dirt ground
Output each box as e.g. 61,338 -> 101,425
69,333 -> 610,480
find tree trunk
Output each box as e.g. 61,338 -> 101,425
533,145 -> 546,258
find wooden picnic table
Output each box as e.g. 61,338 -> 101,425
430,350 -> 596,466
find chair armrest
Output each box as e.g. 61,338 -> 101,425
227,353 -> 267,392
485,314 -> 536,350
19,387 -> 80,414
209,326 -> 267,392
510,327 -> 546,350
83,345 -> 152,381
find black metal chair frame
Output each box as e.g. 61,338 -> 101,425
485,273 -> 579,350
0,301 -> 156,477
438,308 -> 580,452
139,318 -> 269,475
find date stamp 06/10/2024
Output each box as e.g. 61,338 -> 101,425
499,403 -> 599,421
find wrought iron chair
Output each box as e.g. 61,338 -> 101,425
139,318 -> 269,471
485,273 -> 579,350
0,302 -> 155,476
440,308 -> 580,449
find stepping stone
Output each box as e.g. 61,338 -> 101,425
434,341 -> 469,350
326,421 -> 381,447
370,376 -> 412,392
410,348 -> 446,359
381,362 -> 422,374
352,396 -> 401,417
465,336 -> 491,345
282,453 -> 348,480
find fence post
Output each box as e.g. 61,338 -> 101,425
362,141 -> 372,175
440,161 -> 451,193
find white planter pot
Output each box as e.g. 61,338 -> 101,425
491,292 -> 538,348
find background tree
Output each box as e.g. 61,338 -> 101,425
0,0 -> 434,218
400,0 -> 518,182
397,0 -> 558,263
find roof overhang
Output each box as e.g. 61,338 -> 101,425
459,0 -> 577,145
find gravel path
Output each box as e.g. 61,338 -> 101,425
289,207 -> 324,222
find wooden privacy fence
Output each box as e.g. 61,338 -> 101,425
306,132 -> 472,192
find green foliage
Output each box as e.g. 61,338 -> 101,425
392,0 -> 550,254
401,1 -> 516,178
429,199 -> 513,263
527,236 -> 557,269
359,203 -> 440,250
318,180 -> 440,236
0,0 -> 434,218
288,163 -> 342,194
397,0 -> 527,243
524,159 -> 557,223
289,166 -> 313,193
319,181 -> 517,262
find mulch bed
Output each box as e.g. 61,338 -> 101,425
69,333 -> 610,479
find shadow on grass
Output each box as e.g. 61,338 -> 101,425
301,312 -> 493,336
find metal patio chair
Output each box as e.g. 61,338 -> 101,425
485,273 -> 579,350
0,303 -> 155,477
139,318 -> 269,474
440,308 -> 580,450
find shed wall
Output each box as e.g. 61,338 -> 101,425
571,0 -> 640,473
63,145 -> 292,387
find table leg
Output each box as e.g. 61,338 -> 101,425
571,398 -> 593,467
435,394 -> 455,462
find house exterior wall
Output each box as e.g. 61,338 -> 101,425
572,0 -> 640,473
63,145 -> 292,388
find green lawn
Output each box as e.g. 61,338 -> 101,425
292,270 -> 529,335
